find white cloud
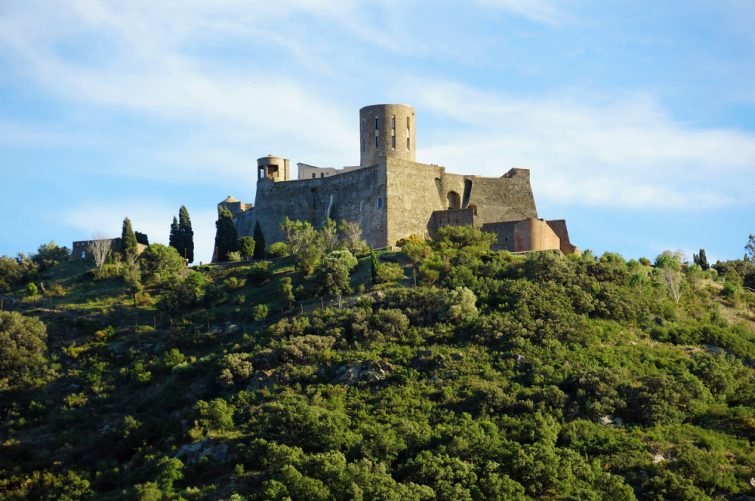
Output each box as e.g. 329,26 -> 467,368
406,80 -> 755,209
474,0 -> 570,24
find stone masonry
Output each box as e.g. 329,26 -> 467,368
217,104 -> 575,260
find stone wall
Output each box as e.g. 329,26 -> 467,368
514,218 -> 561,253
428,208 -> 477,238
245,163 -> 388,248
384,158 -> 539,247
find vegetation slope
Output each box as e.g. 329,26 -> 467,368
0,229 -> 753,500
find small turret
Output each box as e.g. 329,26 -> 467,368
257,155 -> 290,182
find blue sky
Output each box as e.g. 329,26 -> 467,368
0,0 -> 753,264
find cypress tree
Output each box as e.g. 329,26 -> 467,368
253,221 -> 266,259
370,247 -> 381,283
178,206 -> 194,263
121,217 -> 138,258
169,216 -> 179,251
214,207 -> 239,262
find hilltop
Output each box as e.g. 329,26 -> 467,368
0,228 -> 754,500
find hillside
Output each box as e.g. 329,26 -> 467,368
1,231 -> 754,500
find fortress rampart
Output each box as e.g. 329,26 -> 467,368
217,103 -> 575,259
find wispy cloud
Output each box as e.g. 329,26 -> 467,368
403,80 -> 755,209
474,0 -> 570,24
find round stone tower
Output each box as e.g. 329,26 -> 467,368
257,154 -> 290,182
359,104 -> 416,168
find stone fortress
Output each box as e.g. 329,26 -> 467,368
219,104 -> 575,257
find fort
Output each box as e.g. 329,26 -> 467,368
219,104 -> 575,257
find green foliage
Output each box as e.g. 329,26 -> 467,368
1,235 -> 754,499
32,241 -> 70,271
281,217 -> 322,275
121,217 -> 138,258
239,236 -> 255,260
253,220 -> 267,259
139,244 -> 186,286
25,282 -> 38,297
435,225 -> 497,251
315,249 -> 358,297
280,276 -> 295,310
693,248 -> 709,270
214,206 -> 239,263
196,398 -> 235,432
253,303 -> 270,321
0,311 -> 47,387
267,241 -> 289,258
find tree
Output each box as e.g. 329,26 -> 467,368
370,248 -> 381,283
239,236 -> 256,260
692,249 -> 709,271
253,221 -> 266,259
746,234 -> 755,264
32,241 -> 70,271
88,237 -> 112,277
280,277 -> 295,310
121,218 -> 138,258
281,218 -> 322,275
0,311 -> 47,386
214,207 -> 239,263
655,250 -> 685,304
168,216 -> 179,252
178,206 -> 194,263
139,244 -> 186,286
315,250 -> 358,298
338,220 -> 367,255
320,219 -> 339,253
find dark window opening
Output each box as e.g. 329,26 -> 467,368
376,136 -> 379,147
312,173 -> 316,178
392,116 -> 395,129
377,197 -> 382,209
321,172 -> 325,178
375,117 -> 379,129
447,191 -> 461,209
392,135 -> 396,148
407,137 -> 410,149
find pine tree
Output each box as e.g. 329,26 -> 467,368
121,217 -> 138,258
178,206 -> 194,263
253,221 -> 266,259
214,207 -> 239,262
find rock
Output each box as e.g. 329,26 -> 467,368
599,415 -> 623,426
334,361 -> 394,384
652,454 -> 666,464
176,440 -> 230,464
515,354 -> 525,366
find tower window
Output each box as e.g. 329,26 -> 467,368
377,197 -> 382,208
391,115 -> 395,129
375,117 -> 379,130
407,116 -> 410,129
407,137 -> 410,149
392,135 -> 396,148
312,173 -> 316,178
376,136 -> 379,147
